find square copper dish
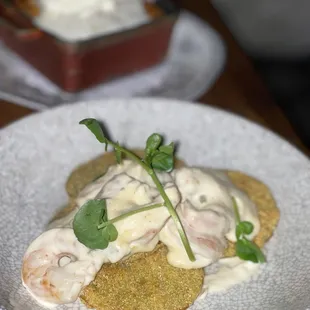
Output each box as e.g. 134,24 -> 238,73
0,0 -> 180,92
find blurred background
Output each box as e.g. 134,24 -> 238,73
1,0 -> 309,150
208,0 -> 310,148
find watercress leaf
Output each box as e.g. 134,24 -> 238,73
145,133 -> 162,157
73,199 -> 109,249
236,238 -> 266,263
106,224 -> 118,242
101,224 -> 118,242
101,227 -> 110,241
159,142 -> 174,155
239,221 -> 254,235
236,221 -> 254,239
115,142 -> 122,164
151,152 -> 174,172
245,239 -> 266,263
236,224 -> 243,240
100,235 -> 109,248
79,118 -> 106,144
236,239 -> 258,263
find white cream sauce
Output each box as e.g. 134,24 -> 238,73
198,257 -> 261,299
33,0 -> 151,41
22,228 -> 108,308
159,167 -> 260,268
22,160 -> 261,308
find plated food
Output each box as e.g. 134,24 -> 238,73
1,98 -> 309,310
21,118 -> 280,310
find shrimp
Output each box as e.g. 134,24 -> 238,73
159,167 -> 237,269
21,228 -> 107,306
159,200 -> 230,269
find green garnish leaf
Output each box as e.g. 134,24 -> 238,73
145,133 -> 162,157
105,224 -> 118,242
236,239 -> 266,263
232,197 -> 266,264
73,199 -> 109,250
236,239 -> 258,263
151,142 -> 175,171
101,227 -> 109,241
151,151 -> 174,172
144,135 -> 175,172
236,221 -> 254,239
79,118 -> 107,146
159,142 -> 174,155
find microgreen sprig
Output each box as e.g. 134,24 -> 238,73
232,197 -> 266,263
73,200 -> 164,249
73,118 -> 195,262
97,202 -> 165,229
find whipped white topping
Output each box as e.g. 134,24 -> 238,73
34,0 -> 151,41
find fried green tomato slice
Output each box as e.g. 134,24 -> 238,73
80,244 -> 204,310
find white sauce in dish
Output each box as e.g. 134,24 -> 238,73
34,0 -> 151,41
21,160 -> 262,308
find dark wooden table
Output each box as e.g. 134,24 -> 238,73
0,1 -> 309,156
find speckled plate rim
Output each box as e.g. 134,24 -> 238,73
1,98 -> 307,161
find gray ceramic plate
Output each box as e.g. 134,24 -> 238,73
0,98 -> 310,310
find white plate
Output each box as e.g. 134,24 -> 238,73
1,98 -> 310,310
0,11 -> 226,110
